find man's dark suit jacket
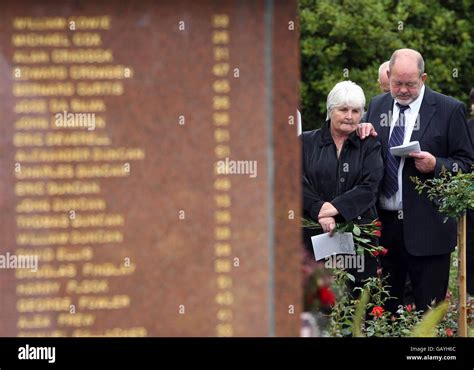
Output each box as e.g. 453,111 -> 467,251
364,87 -> 474,256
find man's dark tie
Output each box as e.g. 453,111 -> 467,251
382,103 -> 410,198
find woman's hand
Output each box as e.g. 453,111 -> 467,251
356,122 -> 377,139
318,202 -> 339,218
318,216 -> 336,234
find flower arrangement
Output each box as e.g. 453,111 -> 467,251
326,271 -> 457,337
301,215 -> 464,337
302,217 -> 387,257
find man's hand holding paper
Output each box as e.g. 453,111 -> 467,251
389,140 -> 420,158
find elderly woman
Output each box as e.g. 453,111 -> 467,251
302,81 -> 384,281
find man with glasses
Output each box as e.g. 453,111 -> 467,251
360,49 -> 473,313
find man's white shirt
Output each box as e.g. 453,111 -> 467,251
379,84 -> 426,211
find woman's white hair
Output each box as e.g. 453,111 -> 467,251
326,80 -> 366,120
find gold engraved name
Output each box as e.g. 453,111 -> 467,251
13,17 -> 66,30
75,164 -> 130,178
17,297 -> 71,312
13,50 -> 50,63
82,262 -> 135,277
16,214 -> 69,228
16,198 -> 51,212
13,66 -> 67,80
16,264 -> 76,279
51,49 -> 113,63
66,279 -> 108,294
45,132 -> 111,146
15,99 -> 47,113
14,164 -> 75,179
72,327 -> 146,337
15,181 -> 101,197
78,295 -> 130,310
18,330 -> 66,337
16,281 -> 60,295
70,65 -> 132,79
15,117 -> 49,130
15,148 -> 91,162
14,148 -> 144,162
16,230 -> 122,245
52,197 -> 106,211
17,315 -> 51,329
57,313 -> 95,327
76,81 -> 123,96
57,246 -> 94,261
12,33 -> 70,47
71,213 -> 124,227
47,181 -> 101,195
67,16 -> 111,30
16,248 -> 55,262
16,197 -> 107,213
13,82 -> 75,97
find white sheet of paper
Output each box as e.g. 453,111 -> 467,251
311,232 -> 355,261
389,141 -> 420,158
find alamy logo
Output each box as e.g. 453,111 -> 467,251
18,344 -> 56,363
379,110 -> 420,130
215,157 -> 257,178
0,252 -> 38,271
324,254 -> 365,272
55,110 -> 96,130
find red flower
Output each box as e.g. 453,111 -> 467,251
318,286 -> 336,306
445,328 -> 453,337
373,247 -> 388,257
373,220 -> 382,227
373,230 -> 382,237
406,304 -> 412,312
370,306 -> 384,318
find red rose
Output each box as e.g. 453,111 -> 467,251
373,230 -> 382,237
380,248 -> 388,257
406,304 -> 412,312
445,328 -> 453,337
318,286 -> 336,306
370,306 -> 384,318
372,250 -> 379,257
373,220 -> 382,227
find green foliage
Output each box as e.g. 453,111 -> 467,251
410,301 -> 449,337
300,0 -> 474,130
352,287 -> 370,337
411,168 -> 474,220
324,271 -> 457,337
326,269 -> 357,337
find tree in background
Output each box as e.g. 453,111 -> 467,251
300,0 -> 474,131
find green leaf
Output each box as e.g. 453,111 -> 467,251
352,288 -> 370,337
410,301 -> 449,337
353,237 -> 371,243
353,225 -> 361,236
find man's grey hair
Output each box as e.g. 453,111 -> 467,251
389,48 -> 425,76
326,81 -> 366,121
